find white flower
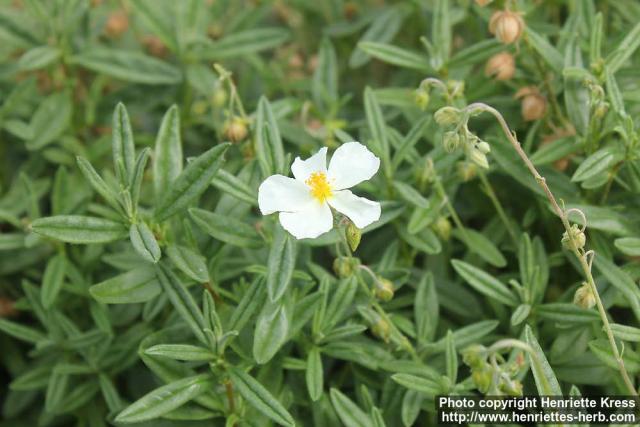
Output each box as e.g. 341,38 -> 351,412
258,142 -> 381,239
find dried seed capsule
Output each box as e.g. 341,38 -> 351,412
489,10 -> 525,44
515,87 -> 547,121
223,117 -> 248,143
485,52 -> 515,81
105,10 -> 129,38
574,282 -> 596,309
561,224 -> 586,251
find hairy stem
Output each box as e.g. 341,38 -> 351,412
468,102 -> 637,396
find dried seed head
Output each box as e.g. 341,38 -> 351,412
485,52 -> 515,80
574,283 -> 596,309
434,106 -> 461,127
105,10 -> 129,38
489,10 -> 525,44
561,224 -> 586,251
142,36 -> 167,58
515,87 -> 547,121
223,117 -> 248,143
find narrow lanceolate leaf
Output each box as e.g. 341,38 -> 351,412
130,148 -> 151,208
76,156 -> 122,213
0,318 -> 46,343
228,367 -> 295,427
27,92 -> 72,150
154,143 -> 230,222
130,222 -> 161,263
253,301 -> 289,364
453,229 -> 507,268
358,42 -> 429,71
451,259 -> 518,306
306,347 -> 323,402
614,237 -> 640,256
156,264 -> 207,345
330,388 -> 371,427
606,21 -> 640,73
211,169 -> 257,206
31,216 -> 128,244
524,325 -> 562,395
145,344 -> 215,361
115,374 -> 214,424
267,226 -> 296,302
189,208 -> 262,248
154,105 -> 183,198
445,330 -> 457,384
364,87 -> 391,177
610,323 -> 640,342
197,28 -> 290,59
112,103 -> 136,186
525,27 -> 564,73
41,253 -> 67,308
89,267 -> 160,304
255,97 -> 285,176
391,374 -> 440,396
166,245 -> 209,282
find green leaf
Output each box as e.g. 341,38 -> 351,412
588,339 -> 640,374
451,259 -> 518,306
130,148 -> 151,207
432,0 -> 451,69
313,37 -> 338,107
211,169 -> 257,206
255,96 -> 285,176
267,226 -> 296,302
228,367 -> 295,427
154,143 -> 230,222
391,374 -> 440,396
89,267 -> 160,304
358,42 -> 428,71
610,324 -> 640,342
330,388 -> 371,427
130,222 -> 162,263
76,156 -> 123,213
166,244 -> 209,282
536,303 -> 600,324
349,7 -> 404,68
306,347 -> 323,402
189,208 -> 262,248
605,21 -> 640,73
393,181 -> 430,209
153,105 -> 183,198
593,255 -> 640,301
145,344 -> 215,361
70,48 -> 182,85
364,87 -> 391,177
115,374 -> 214,423
198,28 -> 290,59
614,237 -> 640,256
452,229 -> 507,268
525,27 -> 564,73
605,66 -> 625,115
156,264 -> 207,344
31,215 -> 128,244
445,330 -> 457,384
112,103 -> 136,186
415,273 -> 438,344
392,115 -> 429,169
18,45 -> 61,71
524,325 -> 562,395
26,92 -> 71,150
0,318 -> 46,343
253,300 -> 289,364
401,390 -> 423,427
510,304 -> 531,326
41,253 -> 66,308
129,0 -> 178,52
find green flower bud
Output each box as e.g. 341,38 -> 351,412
574,282 -> 596,309
433,216 -> 452,241
443,131 -> 461,153
561,224 -> 586,251
471,365 -> 493,393
434,106 -> 461,127
477,140 -> 491,154
468,147 -> 489,169
346,222 -> 361,252
414,88 -> 430,110
371,317 -> 391,343
462,344 -> 487,368
500,378 -> 523,396
375,277 -> 394,302
456,161 -> 477,182
593,101 -> 609,119
333,256 -> 359,278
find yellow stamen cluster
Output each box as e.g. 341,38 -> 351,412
306,172 -> 333,202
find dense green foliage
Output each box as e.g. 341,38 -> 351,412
1,0 -> 640,426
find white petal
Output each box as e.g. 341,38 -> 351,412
328,142 -> 380,190
291,147 -> 327,182
328,190 -> 381,229
279,201 -> 333,239
258,175 -> 313,215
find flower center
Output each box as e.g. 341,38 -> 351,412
305,172 -> 333,202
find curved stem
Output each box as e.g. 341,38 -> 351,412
468,102 -> 637,396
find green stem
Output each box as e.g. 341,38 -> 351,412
434,177 -> 469,242
478,171 -> 518,245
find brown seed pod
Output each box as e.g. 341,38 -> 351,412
515,86 -> 547,121
485,52 -> 515,80
489,10 -> 525,44
105,10 -> 129,38
223,117 -> 249,143
142,36 -> 167,58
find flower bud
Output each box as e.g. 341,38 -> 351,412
477,141 -> 491,154
471,365 -> 493,393
574,283 -> 596,309
593,101 -> 609,119
561,224 -> 586,251
457,161 -> 477,182
346,222 -> 361,252
485,52 -> 515,81
191,101 -> 207,116
515,87 -> 546,121
500,378 -> 523,396
489,10 -> 525,44
468,147 -> 489,169
223,117 -> 248,143
105,10 -> 129,38
462,345 -> 487,368
375,277 -> 394,302
414,88 -> 430,111
443,131 -> 461,153
447,80 -> 465,98
371,317 -> 391,343
433,216 -> 452,241
434,107 -> 461,127
333,256 -> 359,278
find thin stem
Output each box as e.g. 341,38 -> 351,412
468,102 -> 637,396
478,171 -> 518,245
434,177 -> 469,242
224,380 -> 236,415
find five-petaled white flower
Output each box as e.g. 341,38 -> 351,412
258,142 -> 381,239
